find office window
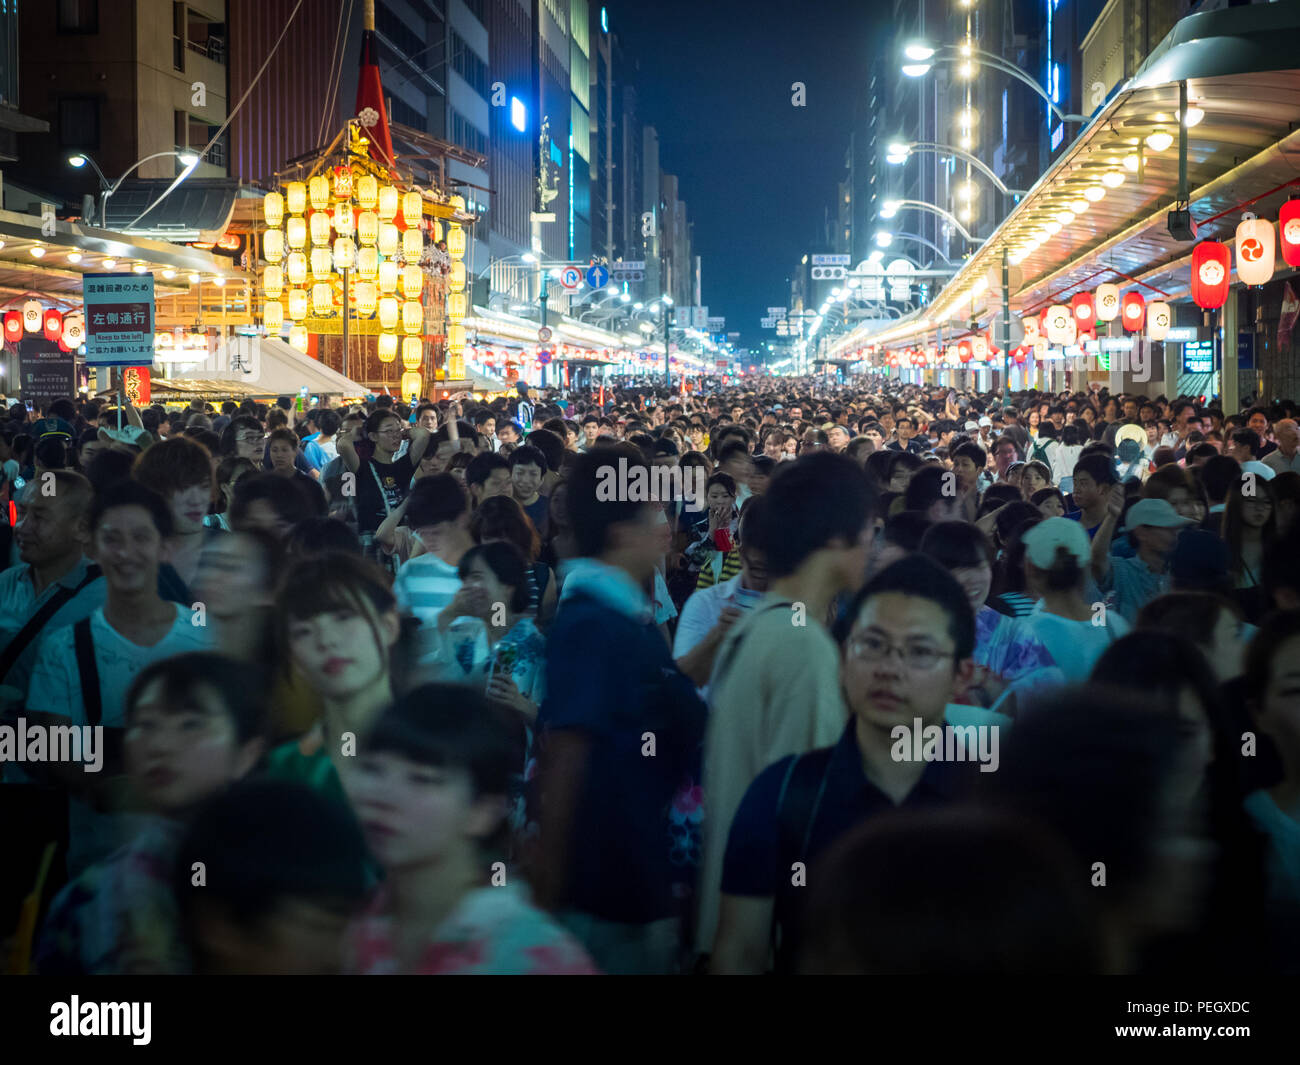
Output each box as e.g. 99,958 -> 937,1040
173,3 -> 185,71
59,97 -> 100,148
58,0 -> 97,33
450,33 -> 489,98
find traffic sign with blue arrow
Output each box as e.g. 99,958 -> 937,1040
586,264 -> 609,289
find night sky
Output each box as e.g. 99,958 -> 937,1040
607,0 -> 886,356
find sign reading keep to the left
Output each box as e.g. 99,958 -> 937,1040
83,272 -> 155,368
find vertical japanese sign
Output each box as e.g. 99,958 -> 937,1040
83,272 -> 155,367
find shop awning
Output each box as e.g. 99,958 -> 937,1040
102,179 -> 241,243
162,337 -> 368,398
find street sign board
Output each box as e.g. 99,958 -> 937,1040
810,266 -> 846,280
84,272 -> 155,367
811,254 -> 851,266
586,264 -> 609,289
613,260 -> 645,271
706,316 -> 725,331
766,307 -> 787,318
611,269 -> 644,282
559,266 -> 583,290
537,349 -> 553,365
538,326 -> 553,342
760,317 -> 776,329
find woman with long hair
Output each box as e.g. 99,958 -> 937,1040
1221,476 -> 1277,590
469,494 -> 556,626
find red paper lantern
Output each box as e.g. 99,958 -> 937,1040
957,340 -> 973,363
1070,292 -> 1095,326
1190,240 -> 1231,309
1279,200 -> 1300,268
3,311 -> 22,343
1013,345 -> 1027,364
1121,291 -> 1146,332
42,308 -> 63,341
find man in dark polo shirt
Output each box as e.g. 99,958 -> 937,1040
709,555 -> 981,973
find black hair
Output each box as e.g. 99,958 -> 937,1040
91,478 -> 173,537
920,520 -> 992,570
1246,609 -> 1300,704
470,494 -> 541,561
218,415 -> 263,457
465,451 -> 510,489
405,473 -> 468,528
457,540 -> 531,614
903,465 -> 955,513
283,516 -> 363,558
315,409 -> 342,436
835,554 -> 976,661
1201,455 -> 1241,504
523,429 -> 565,472
507,444 -> 547,474
952,440 -> 987,468
887,450 -> 925,478
706,471 -> 737,497
126,652 -> 268,745
1031,487 -> 1066,510
230,471 -> 326,532
567,443 -> 652,559
1071,451 -> 1118,488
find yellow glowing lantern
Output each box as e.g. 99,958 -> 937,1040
312,283 -> 334,316
286,216 -> 307,250
401,339 -> 422,371
357,211 -> 379,245
430,218 -> 443,242
446,224 -> 466,259
378,297 -> 400,331
447,352 -> 465,380
332,166 -> 354,200
286,252 -> 308,287
263,191 -> 284,228
378,223 -> 399,257
378,333 -> 398,362
357,174 -> 378,209
449,194 -> 466,212
402,191 -> 422,227
263,300 -> 283,333
400,370 -> 422,397
287,289 -> 308,320
378,185 -> 399,221
447,291 -> 467,320
449,260 -> 465,292
403,300 -> 424,335
378,260 -> 398,294
333,237 -> 356,271
263,265 -> 283,299
402,227 -> 423,260
263,229 -> 284,263
310,211 -> 331,246
353,282 -> 377,316
311,248 -> 333,280
356,246 -> 379,280
447,322 -> 466,353
285,182 -> 307,215
333,203 -> 354,235
309,175 -> 330,211
401,265 -> 423,300
288,324 -> 308,351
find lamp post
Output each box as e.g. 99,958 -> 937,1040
662,295 -> 673,389
878,201 -> 982,244
69,150 -> 199,227
900,43 -> 1089,125
884,141 -> 1027,197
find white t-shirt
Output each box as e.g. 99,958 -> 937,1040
26,603 -> 211,873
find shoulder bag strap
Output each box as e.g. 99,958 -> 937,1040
73,616 -> 103,728
0,565 -> 101,679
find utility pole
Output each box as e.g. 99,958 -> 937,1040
1002,248 -> 1011,392
539,270 -> 549,391
663,303 -> 671,389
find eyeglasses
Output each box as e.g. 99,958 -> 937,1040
848,633 -> 954,672
235,434 -> 263,444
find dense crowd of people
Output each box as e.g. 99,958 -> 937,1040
1,375 -> 1298,974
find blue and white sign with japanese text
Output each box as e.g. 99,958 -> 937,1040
83,272 -> 155,367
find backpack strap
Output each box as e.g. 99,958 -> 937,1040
771,746 -> 836,969
0,564 -> 101,680
73,617 -> 103,728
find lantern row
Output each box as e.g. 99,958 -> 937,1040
3,301 -> 85,351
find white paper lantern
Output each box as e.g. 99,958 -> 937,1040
402,300 -> 423,335
378,297 -> 400,331
1045,304 -> 1073,346
333,203 -> 354,236
377,223 -> 399,257
285,252 -> 308,287
308,175 -> 330,211
1094,283 -> 1120,322
286,216 -> 307,251
377,260 -> 398,294
288,324 -> 308,351
263,265 -> 284,299
287,289 -> 308,321
333,237 -> 356,271
1147,301 -> 1172,342
311,248 -> 333,280
285,182 -> 307,215
62,314 -> 85,346
401,265 -> 423,300
263,300 -> 283,333
263,229 -> 284,263
357,211 -> 379,245
402,191 -> 423,227
22,300 -> 42,332
263,191 -> 284,228
312,283 -> 334,316
378,333 -> 398,362
1235,213 -> 1276,287
356,246 -> 379,280
378,185 -> 399,221
402,227 -> 423,260
310,211 -> 332,246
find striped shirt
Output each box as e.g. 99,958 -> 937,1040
394,554 -> 461,631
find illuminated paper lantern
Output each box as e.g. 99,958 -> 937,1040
333,237 -> 356,271
1234,213 -> 1275,286
402,300 -> 423,335
286,216 -> 307,250
42,308 -> 62,341
263,300 -> 283,333
353,282 -> 377,316
401,338 -> 422,370
286,252 -> 308,287
310,211 -> 332,246
430,218 -> 443,243
400,370 -> 422,397
1022,314 -> 1039,341
5,310 -> 24,342
22,300 -> 42,332
309,175 -> 330,212
288,324 -> 308,351
401,265 -> 423,300
357,174 -> 378,209
357,211 -> 379,245
285,182 -> 307,215
377,260 -> 399,294
287,289 -> 308,321
448,322 -> 466,353
312,283 -> 334,316
971,336 -> 988,362
1094,283 -> 1120,321
1147,301 -> 1171,341
263,265 -> 284,299
332,166 -> 354,200
1121,290 -> 1145,332
402,227 -> 423,260
957,340 -> 972,363
333,203 -> 355,236
263,191 -> 284,228
1071,292 -> 1095,327
446,224 -> 466,259
378,185 -> 399,221
356,246 -> 379,280
62,314 -> 85,346
378,333 -> 398,362
378,297 -> 400,331
309,248 -> 333,281
1045,304 -> 1073,345
946,344 -> 959,364
378,223 -> 399,257
1191,241 -> 1231,309
447,291 -> 467,320
1280,200 -> 1300,268
402,191 -> 423,227
449,260 -> 465,292
263,229 -> 284,263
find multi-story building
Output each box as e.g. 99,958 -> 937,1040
588,3 -> 614,263
0,1 -> 49,170
487,0 -> 534,274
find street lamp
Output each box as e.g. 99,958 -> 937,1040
879,200 -> 982,243
885,141 -> 1027,197
69,151 -> 199,227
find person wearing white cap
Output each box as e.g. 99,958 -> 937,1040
1090,487 -> 1194,624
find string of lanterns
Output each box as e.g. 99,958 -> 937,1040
2,299 -> 85,351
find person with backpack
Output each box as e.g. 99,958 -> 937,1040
709,556 -> 979,973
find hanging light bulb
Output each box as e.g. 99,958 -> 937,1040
357,174 -> 378,209
1102,170 -> 1125,188
308,175 -> 330,211
377,260 -> 399,294
263,265 -> 284,299
264,191 -> 284,228
357,211 -> 379,245
263,300 -> 283,333
378,223 -> 399,257
402,191 -> 423,227
310,211 -> 331,246
378,333 -> 398,362
401,338 -> 422,370
1145,130 -> 1173,152
1056,210 -> 1074,225
285,182 -> 307,215
1122,153 -> 1139,172
286,216 -> 307,250
402,265 -> 423,300
356,246 -> 379,280
312,283 -> 334,316
378,297 -> 400,331
1083,185 -> 1106,202
402,300 -> 424,335
378,185 -> 399,221
285,252 -> 308,286
1070,198 -> 1088,214
263,229 -> 284,263
333,237 -> 356,270
287,289 -> 309,320
288,324 -> 308,351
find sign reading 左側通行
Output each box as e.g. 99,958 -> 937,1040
83,272 -> 155,368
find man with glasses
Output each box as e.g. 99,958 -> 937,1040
338,409 -> 432,542
709,555 -> 978,973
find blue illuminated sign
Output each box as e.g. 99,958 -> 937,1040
1182,340 -> 1214,374
510,97 -> 526,132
